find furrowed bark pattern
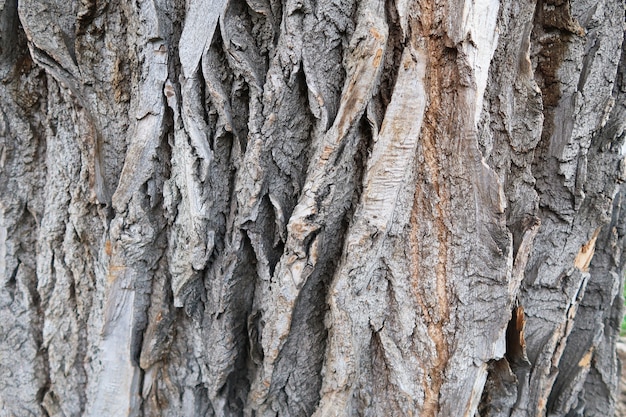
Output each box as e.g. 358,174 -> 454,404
1,0 -> 625,416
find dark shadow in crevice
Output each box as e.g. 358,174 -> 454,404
216,229 -> 258,416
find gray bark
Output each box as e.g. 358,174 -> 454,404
1,0 -> 625,416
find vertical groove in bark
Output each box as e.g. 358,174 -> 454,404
411,5 -> 453,414
2,0 -> 626,416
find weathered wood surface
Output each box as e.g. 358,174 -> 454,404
1,0 -> 625,416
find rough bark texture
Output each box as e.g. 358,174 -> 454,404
1,0 -> 625,416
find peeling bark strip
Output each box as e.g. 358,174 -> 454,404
1,0 -> 626,416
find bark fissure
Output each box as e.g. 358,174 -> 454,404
410,7 -> 453,413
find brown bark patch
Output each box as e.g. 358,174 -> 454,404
106,264 -> 126,283
407,2 -> 457,415
574,227 -> 600,272
577,348 -> 593,368
505,305 -> 528,366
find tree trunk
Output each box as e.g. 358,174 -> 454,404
1,0 -> 625,416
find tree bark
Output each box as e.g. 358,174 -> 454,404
1,0 -> 625,416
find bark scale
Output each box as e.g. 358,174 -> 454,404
1,0 -> 625,416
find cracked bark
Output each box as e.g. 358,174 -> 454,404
1,0 -> 625,416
